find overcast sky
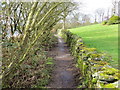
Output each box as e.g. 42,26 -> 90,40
73,0 -> 120,22
81,0 -> 113,15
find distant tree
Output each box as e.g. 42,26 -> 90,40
95,8 -> 105,22
94,14 -> 97,23
82,14 -> 91,25
69,12 -> 81,27
118,1 -> 120,16
112,0 -> 118,15
107,8 -> 110,20
61,2 -> 79,30
93,12 -> 98,23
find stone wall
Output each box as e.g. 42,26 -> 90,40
62,30 -> 120,88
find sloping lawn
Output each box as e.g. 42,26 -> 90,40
69,24 -> 118,68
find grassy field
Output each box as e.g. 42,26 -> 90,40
69,24 -> 118,68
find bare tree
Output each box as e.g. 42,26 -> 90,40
94,13 -> 97,23
118,1 -> 120,16
82,14 -> 91,25
107,8 -> 110,20
61,2 -> 79,30
95,8 -> 105,22
112,0 -> 118,15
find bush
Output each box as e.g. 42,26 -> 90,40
107,15 -> 120,25
102,21 -> 108,25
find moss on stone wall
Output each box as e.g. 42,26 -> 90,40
62,30 -> 120,88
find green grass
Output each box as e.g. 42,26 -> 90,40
69,24 -> 118,68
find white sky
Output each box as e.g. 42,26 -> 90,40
73,0 -> 120,22
80,0 -> 113,15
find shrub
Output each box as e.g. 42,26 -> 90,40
107,15 -> 120,25
102,21 -> 108,25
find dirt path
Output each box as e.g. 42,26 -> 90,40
47,36 -> 79,88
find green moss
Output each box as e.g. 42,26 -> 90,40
90,53 -> 102,58
92,78 -> 97,84
99,67 -> 120,81
89,60 -> 108,65
93,64 -> 104,68
102,83 -> 116,88
116,72 -> 120,79
86,48 -> 96,51
105,69 -> 118,75
100,73 -> 112,79
101,67 -> 119,75
92,64 -> 104,72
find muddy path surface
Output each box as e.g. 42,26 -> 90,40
47,36 -> 79,88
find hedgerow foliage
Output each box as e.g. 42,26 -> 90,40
1,2 -> 76,88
